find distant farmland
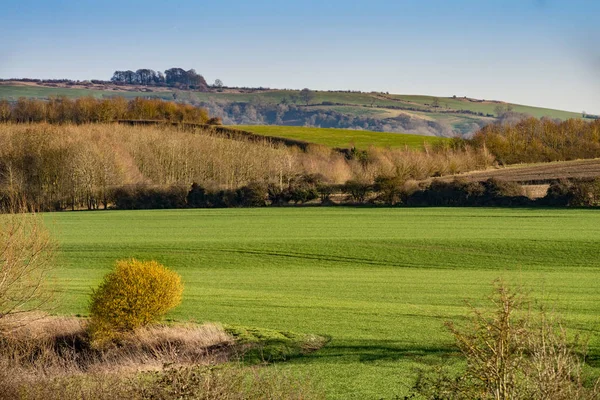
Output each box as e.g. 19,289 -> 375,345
235,125 -> 447,149
0,82 -> 584,136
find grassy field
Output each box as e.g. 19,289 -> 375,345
235,125 -> 447,149
44,208 -> 600,399
0,84 -> 175,100
386,94 -> 582,120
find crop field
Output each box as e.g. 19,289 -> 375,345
235,125 -> 446,149
44,208 -> 600,399
438,158 -> 600,183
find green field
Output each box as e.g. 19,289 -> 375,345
44,208 -> 600,399
235,125 -> 446,149
386,94 -> 583,120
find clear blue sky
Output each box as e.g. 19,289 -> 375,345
1,0 -> 598,113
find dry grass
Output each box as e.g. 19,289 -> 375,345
0,316 -> 233,376
0,316 -> 323,400
523,184 -> 550,199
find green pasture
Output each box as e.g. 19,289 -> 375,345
388,94 -> 582,120
0,85 -> 174,100
44,207 -> 600,399
235,125 -> 446,149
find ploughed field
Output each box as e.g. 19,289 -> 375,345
46,208 -> 600,399
438,158 -> 600,183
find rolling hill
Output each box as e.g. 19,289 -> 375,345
0,81 -> 584,138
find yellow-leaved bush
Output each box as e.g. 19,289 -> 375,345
88,259 -> 184,347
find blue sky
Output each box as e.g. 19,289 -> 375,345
1,0 -> 598,113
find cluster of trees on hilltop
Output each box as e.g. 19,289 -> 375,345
0,97 -> 211,124
110,68 -> 208,90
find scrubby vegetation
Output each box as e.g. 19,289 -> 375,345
0,97 -> 211,124
409,283 -> 600,400
0,317 -> 323,400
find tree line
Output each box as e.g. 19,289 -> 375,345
2,121 -> 599,212
110,68 -> 209,90
0,97 -> 211,124
0,123 -> 492,212
470,117 -> 600,164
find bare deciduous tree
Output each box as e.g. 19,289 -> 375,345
0,208 -> 55,334
299,88 -> 315,106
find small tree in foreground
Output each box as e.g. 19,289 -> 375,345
88,259 -> 183,346
0,210 -> 55,334
410,282 -> 600,400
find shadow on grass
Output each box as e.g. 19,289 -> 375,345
279,338 -> 460,367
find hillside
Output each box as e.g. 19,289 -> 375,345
0,81 -> 584,137
235,125 -> 447,149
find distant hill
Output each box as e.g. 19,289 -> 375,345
0,80 -> 584,137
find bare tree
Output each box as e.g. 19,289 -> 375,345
0,208 -> 55,334
299,88 -> 315,106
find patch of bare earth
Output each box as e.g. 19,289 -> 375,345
436,158 -> 600,184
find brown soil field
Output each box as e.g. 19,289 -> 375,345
438,158 -> 600,184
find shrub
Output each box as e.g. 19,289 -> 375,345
88,259 -> 184,347
373,175 -> 405,205
409,282 -> 600,400
288,174 -> 323,204
187,183 -> 210,208
569,178 -> 600,207
542,180 -> 573,206
113,185 -> 187,210
235,182 -> 268,207
406,179 -> 485,207
404,178 -> 532,207
342,180 -> 372,203
267,184 -> 291,205
540,178 -> 600,207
